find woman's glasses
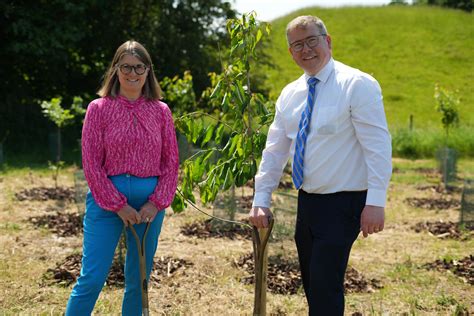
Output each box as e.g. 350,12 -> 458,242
118,64 -> 147,75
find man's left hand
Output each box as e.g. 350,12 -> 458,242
139,201 -> 159,223
360,205 -> 385,238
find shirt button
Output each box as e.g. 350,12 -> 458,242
125,173 -> 130,177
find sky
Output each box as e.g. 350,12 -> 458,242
231,0 -> 413,21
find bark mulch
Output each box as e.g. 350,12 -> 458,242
422,255 -> 473,285
235,253 -> 301,295
412,220 -> 474,240
405,196 -> 460,210
392,167 -> 438,175
416,184 -> 462,194
234,253 -> 382,295
15,186 -> 75,202
29,213 -> 83,237
44,253 -> 193,287
414,167 -> 439,176
180,218 -> 252,240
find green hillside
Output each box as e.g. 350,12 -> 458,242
261,6 -> 473,130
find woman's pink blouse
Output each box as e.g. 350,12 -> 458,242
81,95 -> 179,212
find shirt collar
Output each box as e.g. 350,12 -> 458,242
304,58 -> 335,84
116,94 -> 146,108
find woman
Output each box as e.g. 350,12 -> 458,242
66,40 -> 179,315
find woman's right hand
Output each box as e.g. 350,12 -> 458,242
117,204 -> 141,226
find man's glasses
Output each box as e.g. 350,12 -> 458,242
290,35 -> 326,52
118,64 -> 148,75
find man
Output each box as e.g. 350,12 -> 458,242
248,16 -> 392,315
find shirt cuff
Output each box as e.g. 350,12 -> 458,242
252,192 -> 272,209
148,196 -> 165,211
111,199 -> 127,213
365,188 -> 387,207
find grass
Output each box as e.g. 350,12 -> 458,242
259,5 -> 473,130
392,126 -> 474,158
0,160 -> 473,314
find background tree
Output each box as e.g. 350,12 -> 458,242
0,0 -> 236,161
434,84 -> 460,186
413,0 -> 473,12
434,84 -> 460,139
172,12 -> 274,212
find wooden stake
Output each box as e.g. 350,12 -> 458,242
130,223 -> 151,316
252,219 -> 274,316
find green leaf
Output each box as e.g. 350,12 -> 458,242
171,194 -> 186,213
256,29 -> 262,44
201,125 -> 215,147
215,124 -> 225,145
236,135 -> 244,157
227,134 -> 241,156
192,119 -> 204,144
210,80 -> 222,99
251,159 -> 257,176
192,155 -> 205,182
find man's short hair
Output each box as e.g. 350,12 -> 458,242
286,16 -> 328,45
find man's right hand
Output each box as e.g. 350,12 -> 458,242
117,204 -> 141,226
248,206 -> 273,228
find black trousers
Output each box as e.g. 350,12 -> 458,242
295,190 -> 367,316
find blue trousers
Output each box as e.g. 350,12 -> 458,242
66,174 -> 165,316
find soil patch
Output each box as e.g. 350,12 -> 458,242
405,197 -> 460,210
344,266 -> 383,293
235,253 -> 301,295
44,253 -> 193,287
414,167 -> 439,176
422,255 -> 473,285
416,184 -> 462,194
234,253 -> 382,295
29,213 -> 83,237
412,220 -> 473,240
180,218 -> 252,240
15,186 -> 75,202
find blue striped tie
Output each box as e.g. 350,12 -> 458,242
292,77 -> 319,189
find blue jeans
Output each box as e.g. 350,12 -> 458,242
66,174 -> 165,316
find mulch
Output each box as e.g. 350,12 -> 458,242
413,167 -> 439,176
44,253 -> 193,287
29,213 -> 83,237
235,253 -> 301,295
180,218 -> 252,240
412,220 -> 473,240
416,184 -> 462,194
15,186 -> 75,202
422,255 -> 473,285
405,197 -> 460,210
234,253 -> 382,295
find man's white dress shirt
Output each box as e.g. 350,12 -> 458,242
253,58 -> 392,209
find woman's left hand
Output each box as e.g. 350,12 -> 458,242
139,201 -> 159,223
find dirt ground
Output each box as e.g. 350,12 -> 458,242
0,158 -> 473,315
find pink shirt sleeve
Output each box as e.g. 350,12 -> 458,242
82,100 -> 127,212
148,103 -> 179,210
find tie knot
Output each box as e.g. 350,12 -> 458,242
307,77 -> 318,87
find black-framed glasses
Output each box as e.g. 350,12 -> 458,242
290,35 -> 326,52
118,63 -> 148,75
